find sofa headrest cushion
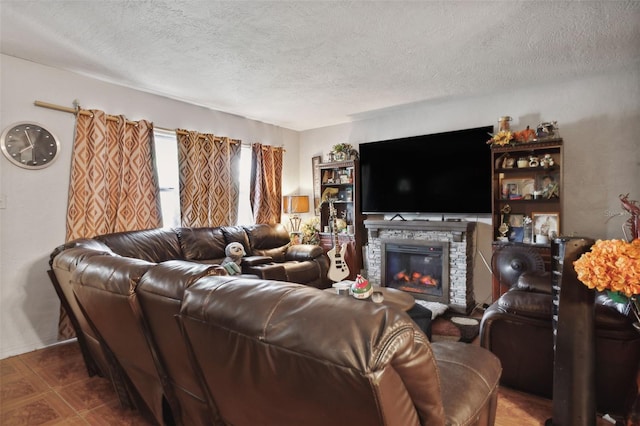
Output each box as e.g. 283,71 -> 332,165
72,255 -> 155,295
243,224 -> 290,261
137,260 -> 226,300
176,227 -> 228,262
221,226 -> 251,254
94,228 -> 182,263
515,271 -> 552,294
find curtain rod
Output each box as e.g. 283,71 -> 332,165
34,100 -> 215,138
33,100 -> 284,150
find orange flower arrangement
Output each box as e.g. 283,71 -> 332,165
573,194 -> 640,325
573,238 -> 640,297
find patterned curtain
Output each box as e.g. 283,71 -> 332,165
66,109 -> 161,239
177,130 -> 241,227
60,109 -> 161,339
250,143 -> 284,224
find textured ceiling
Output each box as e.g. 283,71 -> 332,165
1,1 -> 639,131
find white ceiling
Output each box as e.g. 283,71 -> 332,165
2,1 -> 639,131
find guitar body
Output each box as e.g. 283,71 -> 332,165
327,243 -> 350,282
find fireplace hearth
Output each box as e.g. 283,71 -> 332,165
382,240 -> 449,304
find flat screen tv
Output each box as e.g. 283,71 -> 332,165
359,126 -> 493,215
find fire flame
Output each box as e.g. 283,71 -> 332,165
393,270 -> 438,286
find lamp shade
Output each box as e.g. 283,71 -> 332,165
283,195 -> 309,214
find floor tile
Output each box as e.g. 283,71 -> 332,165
0,390 -> 78,426
32,358 -> 90,389
20,341 -> 84,372
1,364 -> 50,407
1,355 -> 32,381
54,376 -> 117,413
81,399 -> 155,426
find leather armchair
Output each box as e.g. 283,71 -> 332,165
480,271 -> 640,420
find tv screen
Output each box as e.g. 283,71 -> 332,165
359,126 -> 493,215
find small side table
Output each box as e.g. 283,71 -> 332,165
324,286 -> 432,339
324,286 -> 414,312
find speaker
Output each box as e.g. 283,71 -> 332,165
491,245 -> 545,290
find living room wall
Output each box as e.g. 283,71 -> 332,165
2,54 -> 638,359
297,67 -> 640,306
0,55 -> 300,359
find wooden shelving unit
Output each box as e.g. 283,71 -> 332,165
317,159 -> 366,279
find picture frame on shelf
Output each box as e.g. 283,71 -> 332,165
509,227 -> 524,243
509,214 -> 524,227
535,172 -> 560,199
532,212 -> 559,239
289,231 -> 302,245
500,177 -> 535,200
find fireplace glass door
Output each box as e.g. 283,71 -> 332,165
381,240 -> 449,304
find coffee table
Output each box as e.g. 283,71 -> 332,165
324,286 -> 414,312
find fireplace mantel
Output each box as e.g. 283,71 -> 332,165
364,220 -> 475,242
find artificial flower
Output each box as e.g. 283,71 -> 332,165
486,130 -> 514,146
573,238 -> 640,297
573,194 -> 640,325
300,216 -> 320,245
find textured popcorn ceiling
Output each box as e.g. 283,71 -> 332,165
1,1 -> 639,131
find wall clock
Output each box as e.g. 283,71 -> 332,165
1,122 -> 60,169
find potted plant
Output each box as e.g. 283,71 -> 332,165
332,143 -> 354,161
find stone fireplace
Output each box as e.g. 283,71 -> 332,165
364,220 -> 476,314
382,240 -> 449,304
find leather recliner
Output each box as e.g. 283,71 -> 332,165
177,275 -> 502,425
480,271 -> 640,420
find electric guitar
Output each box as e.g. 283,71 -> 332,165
326,201 -> 350,282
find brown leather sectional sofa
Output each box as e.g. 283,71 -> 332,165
49,224 -> 502,425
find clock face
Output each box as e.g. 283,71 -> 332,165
1,122 -> 60,169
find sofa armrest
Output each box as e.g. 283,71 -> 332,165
285,244 -> 324,261
242,256 -> 273,266
498,289 -> 553,320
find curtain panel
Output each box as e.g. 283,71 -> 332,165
65,109 -> 161,241
250,143 -> 284,224
177,130 -> 241,227
60,109 -> 161,340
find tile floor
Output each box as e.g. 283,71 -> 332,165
0,340 -> 152,425
0,339 -> 612,425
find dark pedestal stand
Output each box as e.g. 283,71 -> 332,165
545,237 -> 596,426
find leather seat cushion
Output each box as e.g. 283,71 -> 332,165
243,263 -> 287,281
282,261 -> 319,283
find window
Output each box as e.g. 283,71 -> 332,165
153,129 -> 252,228
153,130 -> 181,228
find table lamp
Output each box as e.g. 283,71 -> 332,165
283,195 -> 309,232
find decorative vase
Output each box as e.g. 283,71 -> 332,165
498,116 -> 512,132
334,151 -> 347,162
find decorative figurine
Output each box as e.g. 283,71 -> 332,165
351,274 -> 373,299
541,154 -> 554,168
222,242 -> 245,275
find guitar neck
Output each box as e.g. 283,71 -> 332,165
331,202 -> 341,251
